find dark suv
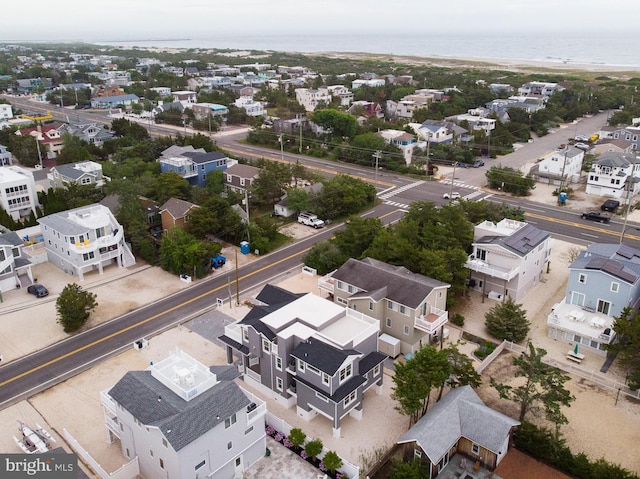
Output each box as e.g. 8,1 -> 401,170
581,211 -> 611,223
601,199 -> 620,212
27,284 -> 49,297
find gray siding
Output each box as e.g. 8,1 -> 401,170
566,269 -> 636,316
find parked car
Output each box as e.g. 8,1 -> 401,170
575,135 -> 589,142
581,211 -> 611,223
27,284 -> 49,297
443,192 -> 461,200
601,199 -> 620,212
574,142 -> 590,151
298,211 -> 325,228
473,159 -> 485,168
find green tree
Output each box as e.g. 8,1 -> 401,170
285,188 -> 311,214
608,307 -> 640,390
56,133 -> 93,165
150,172 -> 191,204
389,460 -> 427,479
392,345 -> 451,426
322,450 -> 343,474
485,297 -> 531,343
251,161 -> 290,206
10,133 -> 39,167
314,175 -> 376,220
491,342 -> 575,425
310,109 -> 358,138
302,241 -> 347,275
159,228 -> 220,278
333,216 -> 383,259
287,428 -> 306,451
485,165 -> 536,196
186,196 -> 242,240
56,283 -> 98,333
304,438 -> 323,462
437,343 -> 482,400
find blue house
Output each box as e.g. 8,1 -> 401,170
547,243 -> 640,355
159,150 -> 231,187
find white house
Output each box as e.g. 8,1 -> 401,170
585,151 -> 640,199
0,231 -> 34,292
465,219 -> 552,302
534,146 -> 584,185
377,129 -> 417,165
0,143 -> 12,165
326,85 -> 354,106
0,166 -> 40,221
101,349 -> 267,479
47,161 -> 110,189
351,78 -> 385,89
518,81 -> 564,97
171,90 -> 197,106
294,88 -> 331,112
446,109 -> 496,133
149,86 -> 172,98
234,96 -> 265,117
38,203 -> 136,280
0,103 -> 13,119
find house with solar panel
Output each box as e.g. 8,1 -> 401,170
101,349 -> 267,479
219,284 -> 386,438
547,243 -> 640,355
465,219 -> 552,302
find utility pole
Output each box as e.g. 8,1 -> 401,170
557,144 -> 569,204
448,162 -> 457,205
244,188 -> 250,243
620,177 -> 633,243
235,250 -> 240,306
299,116 -> 303,154
279,133 -> 284,164
373,150 -> 382,189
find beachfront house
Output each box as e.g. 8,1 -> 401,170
101,349 -> 266,479
585,151 -> 640,199
318,257 -> 450,357
547,243 -> 640,355
465,219 -> 552,302
219,284 -> 386,438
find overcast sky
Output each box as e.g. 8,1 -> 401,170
1,0 -> 638,41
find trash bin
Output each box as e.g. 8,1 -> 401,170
240,241 -> 250,254
559,192 -> 567,205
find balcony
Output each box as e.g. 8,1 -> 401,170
414,305 -> 448,334
286,359 -> 297,376
69,228 -> 124,254
317,272 -> 335,294
465,255 -> 520,281
239,387 -> 267,425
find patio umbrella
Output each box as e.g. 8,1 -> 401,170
574,343 -> 580,355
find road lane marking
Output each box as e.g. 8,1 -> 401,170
0,245 -> 313,389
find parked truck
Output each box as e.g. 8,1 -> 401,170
298,211 -> 325,229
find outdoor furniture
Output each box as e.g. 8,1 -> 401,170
566,350 -> 585,363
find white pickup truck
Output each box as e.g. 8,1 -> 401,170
298,212 -> 325,228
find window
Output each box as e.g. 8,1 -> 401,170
373,364 -> 380,376
235,458 -> 241,467
276,356 -> 282,371
475,248 -> 486,261
159,458 -> 164,469
195,460 -> 206,471
369,301 -> 373,311
348,285 -> 355,293
262,338 -> 271,353
344,390 -> 357,407
414,449 -> 422,458
322,373 -> 330,385
570,292 -> 585,306
243,327 -> 249,341
276,377 -> 283,391
149,449 -> 154,457
245,426 -> 254,435
597,299 -> 611,316
336,281 -> 345,291
298,359 -> 305,372
352,304 -> 357,311
225,413 -> 237,429
399,305 -> 407,315
82,252 -> 95,261
240,178 -> 245,186
339,364 -> 352,382
404,325 -> 410,335
472,443 -> 480,455
81,177 -> 91,185
307,364 -> 320,375
316,391 -> 329,402
386,318 -> 392,328
611,282 -> 619,293
387,300 -> 397,311
578,273 -> 587,284
227,441 -> 233,450
162,438 -> 168,448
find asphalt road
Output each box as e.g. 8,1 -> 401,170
0,205 -> 403,408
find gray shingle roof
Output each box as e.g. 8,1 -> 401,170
0,231 -> 22,247
109,371 -> 250,451
332,257 -> 449,309
571,243 -> 640,284
398,386 -> 519,462
594,151 -> 636,168
225,163 -> 261,179
38,205 -> 102,235
160,198 -> 198,219
291,337 -> 360,375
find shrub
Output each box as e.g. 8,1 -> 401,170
450,313 -> 465,327
305,438 -> 323,461
288,427 -> 306,449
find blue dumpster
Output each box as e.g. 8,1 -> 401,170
240,241 -> 250,254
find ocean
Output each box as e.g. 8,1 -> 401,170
97,32 -> 640,69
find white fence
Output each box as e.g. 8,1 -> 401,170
63,428 -> 140,479
476,340 -> 640,401
266,412 -> 360,479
